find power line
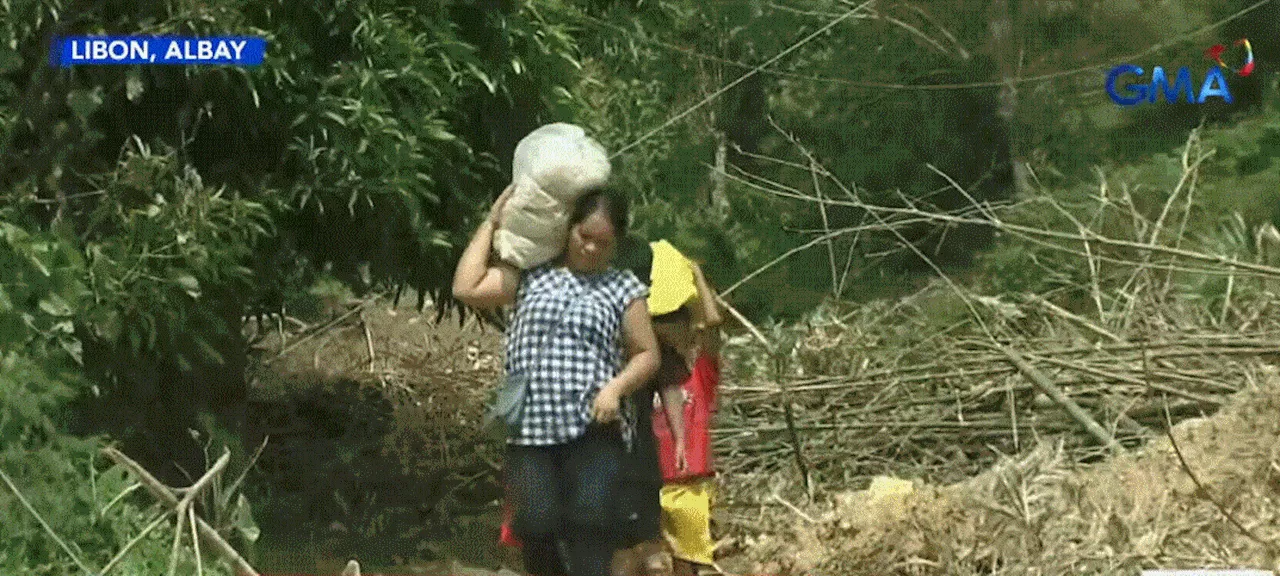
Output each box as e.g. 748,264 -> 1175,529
609,0 -> 876,159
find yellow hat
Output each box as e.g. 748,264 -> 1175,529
647,240 -> 697,316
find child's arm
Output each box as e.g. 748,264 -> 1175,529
689,262 -> 722,356
658,382 -> 688,472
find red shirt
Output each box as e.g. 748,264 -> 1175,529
652,353 -> 719,482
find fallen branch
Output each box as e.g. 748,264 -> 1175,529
1031,295 -> 1123,343
748,171 -> 1280,280
1026,353 -> 1224,405
266,292 -> 383,364
997,345 -> 1122,453
361,311 -> 376,373
169,450 -> 230,576
101,510 -> 173,575
102,447 -> 260,576
715,293 -> 813,498
771,492 -> 819,524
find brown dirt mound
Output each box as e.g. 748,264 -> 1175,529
244,297 -> 509,571
729,367 -> 1280,576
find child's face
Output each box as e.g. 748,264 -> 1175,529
653,317 -> 693,351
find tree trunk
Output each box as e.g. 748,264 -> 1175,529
710,131 -> 729,222
989,0 -> 1030,197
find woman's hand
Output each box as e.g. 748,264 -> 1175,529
595,298 -> 659,421
592,385 -> 622,423
488,184 -> 515,226
675,438 -> 688,472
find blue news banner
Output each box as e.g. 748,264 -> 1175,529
53,36 -> 266,66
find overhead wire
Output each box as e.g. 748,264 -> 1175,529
607,0 -> 877,159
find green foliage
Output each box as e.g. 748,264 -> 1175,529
0,434 -> 226,576
71,143 -> 268,370
0,208 -> 224,575
0,218 -> 85,362
551,0 -> 1280,323
0,0 -> 584,569
1,0 -> 587,312
239,0 -> 584,303
0,204 -> 87,446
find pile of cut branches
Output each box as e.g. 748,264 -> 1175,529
713,129 -> 1280,506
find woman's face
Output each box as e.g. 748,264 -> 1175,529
565,208 -> 616,272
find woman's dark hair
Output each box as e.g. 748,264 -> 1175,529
569,186 -> 630,237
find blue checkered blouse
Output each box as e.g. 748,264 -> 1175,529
505,263 -> 649,447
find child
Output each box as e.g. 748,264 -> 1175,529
612,238 -> 687,576
648,248 -> 722,576
612,337 -> 689,576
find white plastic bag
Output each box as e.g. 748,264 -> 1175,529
494,123 -> 611,269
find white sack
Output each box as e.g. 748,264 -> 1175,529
494,123 -> 611,269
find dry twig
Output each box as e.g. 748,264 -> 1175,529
0,468 -> 94,575
102,447 -> 260,576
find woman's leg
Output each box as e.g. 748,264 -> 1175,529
633,482 -> 667,576
508,444 -> 568,576
614,477 -> 658,576
561,425 -> 625,576
610,543 -> 638,576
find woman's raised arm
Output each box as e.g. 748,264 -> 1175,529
690,262 -> 722,355
452,186 -> 520,310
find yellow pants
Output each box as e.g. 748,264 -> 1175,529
659,479 -> 716,566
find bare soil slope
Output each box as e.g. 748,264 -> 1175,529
731,367 -> 1280,576
245,297 -> 509,573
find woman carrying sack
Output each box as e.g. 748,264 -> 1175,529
453,184 -> 660,576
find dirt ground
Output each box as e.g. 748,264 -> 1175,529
244,294 -> 510,574
244,294 -> 1280,575
729,365 -> 1280,576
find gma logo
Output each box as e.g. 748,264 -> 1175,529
1106,38 -> 1255,107
1106,65 -> 1233,106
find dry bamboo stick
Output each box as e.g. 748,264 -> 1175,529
774,338 -> 1275,387
753,180 -> 1280,279
731,363 -> 1235,402
361,311 -> 376,373
716,294 -> 813,496
1025,353 -> 1225,405
102,447 -> 259,576
0,469 -> 94,575
169,450 -> 230,576
727,365 -> 1016,394
998,346 -> 1122,453
1031,295 -> 1123,342
266,292 -> 382,364
715,418 -> 1073,434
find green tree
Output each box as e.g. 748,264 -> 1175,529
0,0 -> 583,480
